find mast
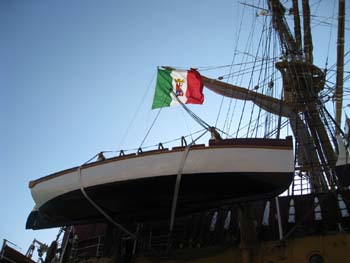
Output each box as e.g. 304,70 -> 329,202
292,0 -> 302,51
335,0 -> 345,134
268,0 -> 299,56
302,0 -> 313,64
265,0 -> 338,190
204,0 -> 341,191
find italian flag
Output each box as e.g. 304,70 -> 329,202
152,68 -> 204,109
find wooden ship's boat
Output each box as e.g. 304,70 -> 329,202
26,137 -> 294,229
19,0 -> 350,263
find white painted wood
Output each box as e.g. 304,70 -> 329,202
30,146 -> 294,209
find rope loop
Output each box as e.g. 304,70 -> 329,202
181,136 -> 187,147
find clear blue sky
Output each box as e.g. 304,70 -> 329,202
0,0 -> 348,254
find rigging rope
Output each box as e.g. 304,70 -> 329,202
139,82 -> 214,150
118,72 -> 156,151
77,156 -> 136,240
171,90 -> 212,131
324,0 -> 336,76
248,15 -> 270,137
236,11 -> 266,138
139,108 -> 162,149
215,0 -> 247,129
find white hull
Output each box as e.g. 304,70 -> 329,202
30,143 -> 294,209
27,137 -> 294,229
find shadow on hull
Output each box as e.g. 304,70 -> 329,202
26,171 -> 293,230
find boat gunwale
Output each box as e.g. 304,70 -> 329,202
29,137 -> 293,189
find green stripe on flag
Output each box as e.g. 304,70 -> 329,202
152,69 -> 173,109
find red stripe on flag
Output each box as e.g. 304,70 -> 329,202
186,69 -> 204,104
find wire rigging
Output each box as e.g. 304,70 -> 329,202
214,0 -> 247,128
117,72 -> 156,150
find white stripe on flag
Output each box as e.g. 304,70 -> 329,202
170,70 -> 188,106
